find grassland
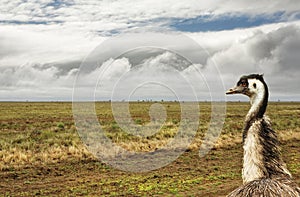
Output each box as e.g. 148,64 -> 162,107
0,102 -> 299,196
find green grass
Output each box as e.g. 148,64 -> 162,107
0,102 -> 299,196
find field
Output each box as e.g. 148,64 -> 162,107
0,102 -> 299,196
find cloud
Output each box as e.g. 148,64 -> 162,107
1,0 -> 299,35
0,25 -> 105,67
1,23 -> 300,101
198,24 -> 300,100
0,0 -> 300,101
72,49 -> 222,101
0,62 -> 78,101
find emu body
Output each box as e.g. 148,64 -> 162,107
226,74 -> 300,197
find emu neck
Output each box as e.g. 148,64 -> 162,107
246,88 -> 268,124
242,85 -> 291,183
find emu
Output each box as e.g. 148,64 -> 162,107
226,74 -> 300,197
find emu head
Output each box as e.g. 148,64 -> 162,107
226,74 -> 267,98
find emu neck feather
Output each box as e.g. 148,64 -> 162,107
243,91 -> 266,183
243,120 -> 265,183
242,83 -> 291,183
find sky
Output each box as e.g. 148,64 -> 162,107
1,0 -> 300,101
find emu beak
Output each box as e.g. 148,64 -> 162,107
226,88 -> 237,95
226,86 -> 243,95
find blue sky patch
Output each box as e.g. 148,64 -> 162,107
44,0 -> 74,9
170,12 -> 299,32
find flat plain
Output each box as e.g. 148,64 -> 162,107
0,102 -> 299,196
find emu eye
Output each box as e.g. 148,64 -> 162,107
241,82 -> 247,87
253,83 -> 257,89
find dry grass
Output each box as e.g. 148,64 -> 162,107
0,101 -> 299,196
1,102 -> 299,168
